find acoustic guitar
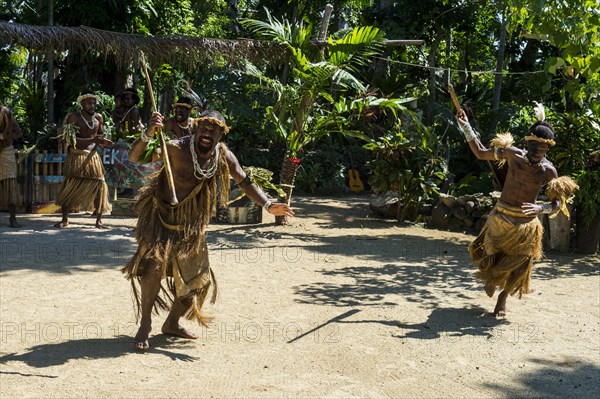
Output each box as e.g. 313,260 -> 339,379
348,169 -> 364,192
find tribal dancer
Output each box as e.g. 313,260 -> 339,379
0,104 -> 22,227
456,103 -> 577,317
124,110 -> 294,350
163,96 -> 195,139
54,91 -> 114,228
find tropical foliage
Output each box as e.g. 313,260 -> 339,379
0,0 -> 598,232
364,116 -> 446,221
241,10 -> 418,222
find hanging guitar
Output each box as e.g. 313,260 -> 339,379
345,146 -> 364,192
348,169 -> 364,192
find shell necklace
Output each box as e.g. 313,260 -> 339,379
79,111 -> 96,130
525,154 -> 543,167
190,134 -> 219,179
120,106 -> 135,123
178,119 -> 192,136
178,118 -> 191,131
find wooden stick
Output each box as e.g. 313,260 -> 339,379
448,84 -> 462,114
140,52 -> 179,206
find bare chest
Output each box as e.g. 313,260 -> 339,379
507,161 -> 547,184
166,144 -> 217,199
75,115 -> 99,138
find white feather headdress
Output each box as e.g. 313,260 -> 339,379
533,101 -> 545,121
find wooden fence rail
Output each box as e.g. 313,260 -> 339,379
12,145 -> 66,213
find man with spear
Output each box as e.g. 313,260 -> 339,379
453,93 -> 577,317
123,66 -> 294,350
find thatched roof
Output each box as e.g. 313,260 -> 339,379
0,21 -> 289,68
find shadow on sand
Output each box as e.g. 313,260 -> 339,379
0,335 -> 198,371
0,216 -> 136,273
483,357 -> 600,398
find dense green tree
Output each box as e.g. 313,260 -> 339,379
1,0 -> 598,219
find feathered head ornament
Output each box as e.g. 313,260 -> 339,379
177,80 -> 207,110
533,101 -> 545,122
525,102 -> 556,146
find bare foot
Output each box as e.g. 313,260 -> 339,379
493,291 -> 508,317
95,222 -> 109,229
161,323 -> 198,339
54,220 -> 69,228
134,326 -> 151,351
9,218 -> 21,228
484,283 -> 495,298
493,304 -> 507,317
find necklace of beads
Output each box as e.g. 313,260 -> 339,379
79,111 -> 96,130
190,134 -> 219,179
120,106 -> 135,123
525,154 -> 543,167
177,118 -> 191,132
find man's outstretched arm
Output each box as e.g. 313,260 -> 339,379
226,151 -> 295,217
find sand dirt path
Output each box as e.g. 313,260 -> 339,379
1,195 -> 598,398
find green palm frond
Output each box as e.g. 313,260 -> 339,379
290,47 -> 311,69
241,8 -> 313,49
240,9 -> 291,42
291,20 -> 314,50
245,63 -> 283,93
328,26 -> 386,71
331,67 -> 365,92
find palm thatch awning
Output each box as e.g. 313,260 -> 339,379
0,21 -> 289,68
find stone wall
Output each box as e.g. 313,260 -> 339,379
429,192 -> 574,252
430,193 -> 495,232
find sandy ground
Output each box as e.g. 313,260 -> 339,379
0,195 -> 599,399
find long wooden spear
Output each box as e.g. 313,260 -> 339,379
448,84 -> 462,116
140,52 -> 179,206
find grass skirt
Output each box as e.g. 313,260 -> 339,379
469,202 -> 543,298
0,145 -> 21,207
55,148 -> 111,214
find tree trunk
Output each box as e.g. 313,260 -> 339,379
47,0 -> 54,126
426,26 -> 443,124
489,11 -> 508,133
227,0 -> 240,35
275,156 -> 300,225
443,29 -> 452,88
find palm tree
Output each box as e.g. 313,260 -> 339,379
242,10 -> 413,224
